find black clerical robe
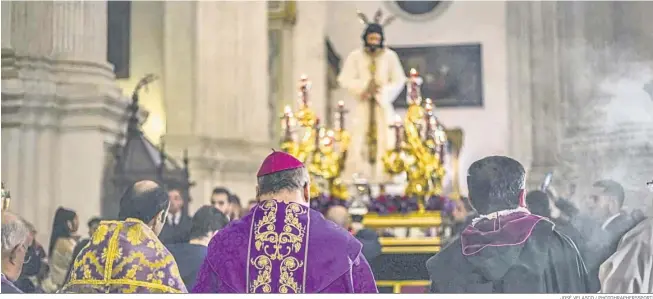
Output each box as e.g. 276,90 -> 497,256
427,210 -> 592,293
582,211 -> 639,292
355,228 -> 382,262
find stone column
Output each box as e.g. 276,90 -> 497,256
506,2 -> 565,189
1,2 -> 126,244
505,2 -> 533,175
163,1 -> 270,210
293,1 -> 328,122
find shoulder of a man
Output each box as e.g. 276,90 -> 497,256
309,209 -> 363,260
536,222 -> 587,268
204,216 -> 251,266
619,218 -> 653,247
426,238 -> 463,278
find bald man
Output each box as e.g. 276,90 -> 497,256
2,212 -> 30,293
326,206 -> 382,262
62,180 -> 187,293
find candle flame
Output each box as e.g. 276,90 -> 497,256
394,114 -> 402,124
284,105 -> 292,114
338,100 -> 344,107
425,98 -> 433,105
410,68 -> 418,76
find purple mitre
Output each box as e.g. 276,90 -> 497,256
193,199 -> 378,293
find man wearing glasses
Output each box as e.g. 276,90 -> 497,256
1,211 -> 30,293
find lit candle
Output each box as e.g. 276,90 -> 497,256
394,114 -> 402,125
298,75 -> 311,107
425,99 -> 433,115
338,100 -> 344,108
390,115 -> 403,150
281,105 -> 294,140
410,68 -> 418,77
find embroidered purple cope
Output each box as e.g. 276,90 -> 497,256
193,199 -> 378,293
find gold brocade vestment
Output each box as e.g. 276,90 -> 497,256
61,218 -> 187,293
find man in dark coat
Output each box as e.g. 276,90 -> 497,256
525,190 -> 585,254
581,180 -> 639,292
158,187 -> 192,244
326,206 -> 382,262
426,156 -> 592,293
167,205 -> 229,291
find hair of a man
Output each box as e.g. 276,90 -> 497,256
21,218 -> 36,235
1,212 -> 29,256
228,194 -> 241,206
257,167 -> 309,196
118,180 -> 169,224
189,206 -> 230,240
593,179 -> 625,208
525,190 -> 551,218
467,156 -> 526,215
87,217 -> 102,228
212,187 -> 230,197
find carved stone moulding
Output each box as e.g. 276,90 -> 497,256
1,54 -> 130,140
162,134 -> 272,178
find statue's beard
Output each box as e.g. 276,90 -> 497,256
365,43 -> 382,52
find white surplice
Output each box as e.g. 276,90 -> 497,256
599,217 -> 653,293
337,48 -> 406,182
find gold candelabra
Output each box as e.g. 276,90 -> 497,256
382,68 -> 448,211
280,75 -> 351,199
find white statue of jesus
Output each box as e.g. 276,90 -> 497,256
337,10 -> 407,183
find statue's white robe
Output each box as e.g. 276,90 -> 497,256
337,48 -> 406,182
599,217 -> 653,293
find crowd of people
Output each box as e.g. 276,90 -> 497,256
2,152 -> 652,293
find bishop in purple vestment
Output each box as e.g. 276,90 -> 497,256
193,151 -> 378,293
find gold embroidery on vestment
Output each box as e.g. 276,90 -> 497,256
248,201 -> 309,293
62,218 -> 185,293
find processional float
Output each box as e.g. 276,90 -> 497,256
279,70 -> 463,293
278,70 -> 459,218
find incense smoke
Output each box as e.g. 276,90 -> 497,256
558,41 -> 653,216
